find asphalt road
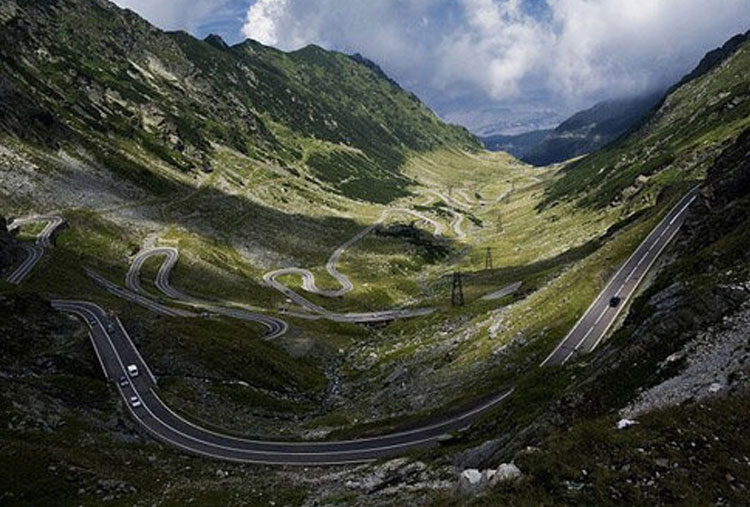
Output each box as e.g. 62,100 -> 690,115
126,247 -> 288,340
5,215 -> 65,284
40,189 -> 697,465
263,208 -> 443,322
86,268 -> 197,318
419,189 -> 471,212
265,208 -> 445,298
127,247 -> 193,301
541,188 -> 699,366
449,210 -> 466,239
52,299 -> 512,465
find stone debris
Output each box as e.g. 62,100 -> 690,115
490,463 -> 523,484
457,463 -> 523,494
622,298 -> 750,419
616,418 -> 638,430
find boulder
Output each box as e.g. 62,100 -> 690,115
616,418 -> 638,430
489,463 -> 522,484
458,468 -> 484,494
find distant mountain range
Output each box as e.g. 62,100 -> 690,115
442,103 -> 567,138
482,92 -> 664,166
484,30 -> 750,168
544,29 -> 750,208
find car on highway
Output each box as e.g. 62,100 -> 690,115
609,296 -> 622,308
119,376 -> 130,387
129,396 -> 142,408
127,364 -> 139,377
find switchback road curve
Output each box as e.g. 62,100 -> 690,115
5,215 -> 65,284
23,189 -> 698,465
264,208 -> 445,298
126,247 -> 288,340
52,299 -> 512,465
262,208 -> 445,322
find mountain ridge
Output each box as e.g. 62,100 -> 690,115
543,29 -> 750,209
0,0 -> 478,204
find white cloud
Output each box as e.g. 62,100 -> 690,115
241,0 -> 750,129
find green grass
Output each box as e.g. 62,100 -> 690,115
543,40 -> 750,210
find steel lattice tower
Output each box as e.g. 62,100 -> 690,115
451,271 -> 465,307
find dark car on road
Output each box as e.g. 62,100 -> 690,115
609,296 -> 622,308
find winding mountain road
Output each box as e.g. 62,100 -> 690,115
265,208 -> 444,299
449,210 -> 467,240
86,268 -> 197,318
420,189 -> 471,212
27,187 -> 696,466
125,247 -> 288,339
5,215 -> 65,284
261,208 -> 445,322
52,299 -> 512,465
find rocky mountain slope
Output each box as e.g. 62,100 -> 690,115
0,0 -> 477,204
544,30 -> 750,209
2,2 -> 750,505
467,125 -> 750,504
0,215 -> 13,271
362,125 -> 750,507
483,92 -> 663,166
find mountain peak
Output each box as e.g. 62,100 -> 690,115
204,33 -> 229,51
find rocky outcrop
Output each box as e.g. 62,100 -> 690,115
457,463 -> 523,494
622,297 -> 750,418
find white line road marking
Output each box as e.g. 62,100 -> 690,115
53,300 -> 516,464
587,194 -> 698,353
539,188 -> 698,367
594,308 -> 608,325
574,326 -> 596,351
542,187 -> 699,366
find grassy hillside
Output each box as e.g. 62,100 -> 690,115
0,0 -> 477,204
434,126 -> 750,506
544,31 -> 750,210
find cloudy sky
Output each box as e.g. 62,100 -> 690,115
113,0 -> 750,134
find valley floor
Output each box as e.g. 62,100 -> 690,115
0,138 -> 733,505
